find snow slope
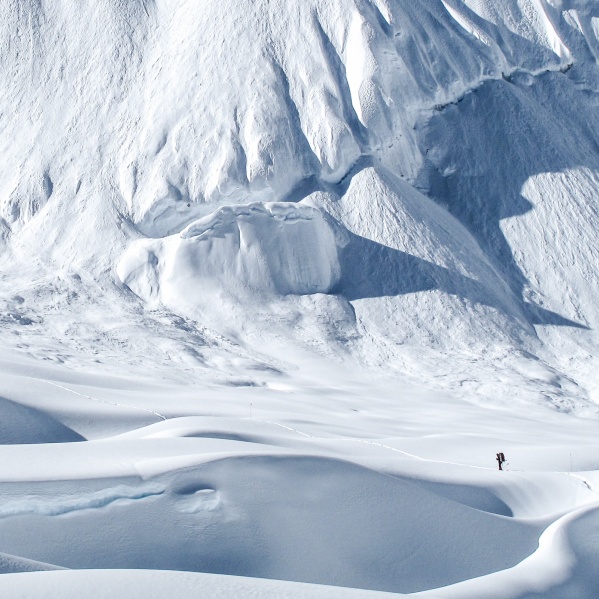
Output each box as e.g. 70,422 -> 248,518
1,0 -> 598,406
0,0 -> 598,596
0,346 -> 597,597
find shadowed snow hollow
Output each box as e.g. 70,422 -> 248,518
117,203 -> 341,313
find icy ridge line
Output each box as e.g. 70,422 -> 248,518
180,202 -> 320,240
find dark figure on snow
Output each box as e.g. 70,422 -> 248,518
496,452 -> 506,470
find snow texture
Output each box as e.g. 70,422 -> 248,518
0,0 -> 598,597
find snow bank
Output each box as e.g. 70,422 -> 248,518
0,397 -> 84,445
0,569 -> 404,599
118,202 -> 341,311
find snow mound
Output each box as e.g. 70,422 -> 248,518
117,202 -> 341,311
0,552 -> 64,575
0,569 -> 403,599
0,456 -> 538,594
0,397 -> 84,445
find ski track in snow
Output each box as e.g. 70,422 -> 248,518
36,378 -> 167,422
257,419 -> 492,470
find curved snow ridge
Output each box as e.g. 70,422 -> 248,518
511,500 -> 599,594
180,202 -> 321,240
0,484 -> 165,519
415,500 -> 599,598
118,202 -> 342,308
3,0 -> 594,242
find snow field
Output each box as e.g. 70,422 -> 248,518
0,0 -> 598,597
0,346 -> 597,597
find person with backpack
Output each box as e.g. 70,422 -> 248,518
496,452 -> 506,470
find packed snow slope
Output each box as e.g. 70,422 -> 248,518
0,0 -> 599,597
1,0 -> 599,406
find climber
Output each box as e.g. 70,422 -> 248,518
496,452 -> 506,471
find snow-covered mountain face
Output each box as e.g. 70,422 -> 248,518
2,3 -> 599,597
1,0 -> 599,410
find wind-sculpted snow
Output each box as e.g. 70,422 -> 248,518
415,498 -> 599,598
1,1 -> 599,597
0,484 -> 165,518
117,202 -> 341,315
0,455 -> 540,591
0,345 -> 598,597
0,0 -> 596,240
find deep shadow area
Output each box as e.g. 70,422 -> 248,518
418,71 -> 599,330
526,304 -> 589,329
0,397 -> 85,444
339,231 -> 497,303
336,229 -> 588,329
406,478 -> 514,517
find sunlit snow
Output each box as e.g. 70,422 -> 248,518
0,0 -> 598,597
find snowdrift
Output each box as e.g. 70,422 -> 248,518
0,454 -> 540,593
0,1 -> 599,597
117,202 -> 341,314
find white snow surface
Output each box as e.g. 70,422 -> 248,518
0,0 -> 599,597
117,202 -> 342,316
